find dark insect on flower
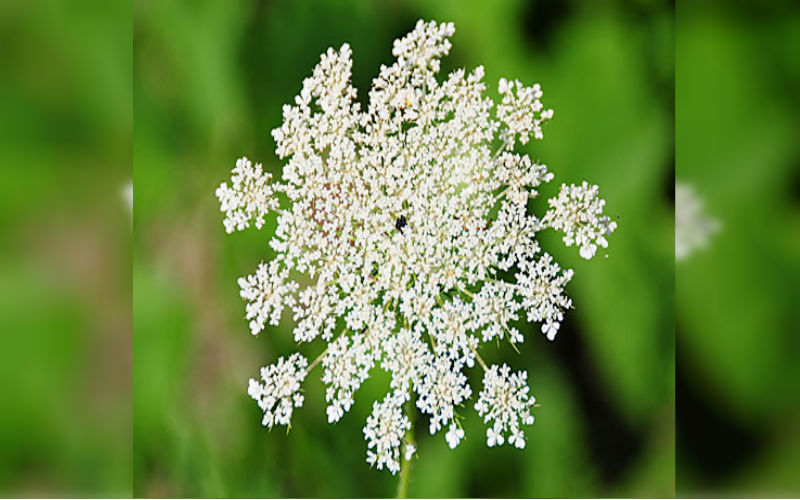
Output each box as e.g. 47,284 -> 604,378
395,215 -> 407,231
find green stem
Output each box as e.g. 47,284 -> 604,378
307,328 -> 349,373
471,346 -> 489,371
397,398 -> 415,498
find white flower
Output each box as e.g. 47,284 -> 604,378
248,353 -> 308,429
472,280 -> 523,344
404,442 -> 417,461
416,356 -> 472,436
486,426 -> 504,447
509,427 -> 526,449
218,19 -> 615,473
497,78 -> 554,146
475,364 -> 535,449
445,424 -> 465,449
239,260 -> 298,335
675,182 -> 719,260
426,297 -> 479,368
215,157 -> 280,234
495,152 -> 553,206
322,329 -> 382,423
382,326 -> 433,393
515,253 -> 573,341
544,181 -> 617,260
364,391 -> 410,475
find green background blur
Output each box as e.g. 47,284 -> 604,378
0,0 -> 131,496
675,0 -> 800,497
134,0 -> 674,497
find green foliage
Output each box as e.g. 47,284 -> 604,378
675,2 -> 800,495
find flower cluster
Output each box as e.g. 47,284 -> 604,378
218,20 -> 616,473
363,391 -> 411,474
545,181 -> 617,260
475,364 -> 535,448
247,353 -> 308,429
497,78 -> 554,146
215,157 -> 279,234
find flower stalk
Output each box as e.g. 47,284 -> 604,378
397,398 -> 416,498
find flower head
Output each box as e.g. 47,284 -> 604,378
475,364 -> 535,449
364,391 -> 410,474
544,181 -> 617,260
218,20 -> 616,473
247,353 -> 308,429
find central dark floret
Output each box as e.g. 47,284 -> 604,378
395,215 -> 407,231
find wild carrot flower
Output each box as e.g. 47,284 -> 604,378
216,20 -> 615,473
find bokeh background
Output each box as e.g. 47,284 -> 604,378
0,0 -> 131,496
133,0 -> 674,497
675,0 -> 800,496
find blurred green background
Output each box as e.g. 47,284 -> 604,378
133,0 -> 674,497
675,0 -> 800,496
0,0 -> 131,496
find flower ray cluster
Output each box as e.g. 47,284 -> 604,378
544,181 -> 618,260
363,391 -> 410,474
247,353 -> 308,429
475,364 -> 536,448
218,20 -> 616,473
